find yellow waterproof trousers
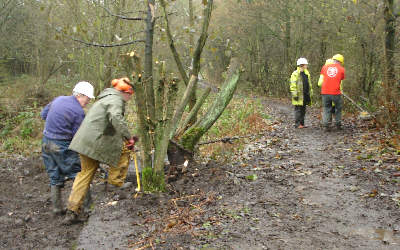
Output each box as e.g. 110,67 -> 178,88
107,147 -> 130,187
67,147 -> 130,213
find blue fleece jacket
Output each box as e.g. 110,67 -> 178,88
41,96 -> 85,140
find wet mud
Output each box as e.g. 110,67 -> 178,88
1,98 -> 399,249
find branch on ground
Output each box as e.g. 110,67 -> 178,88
72,38 -> 145,48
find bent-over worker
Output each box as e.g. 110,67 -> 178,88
63,77 -> 137,224
41,81 -> 95,215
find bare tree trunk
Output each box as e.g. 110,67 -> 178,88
136,0 -> 162,190
384,0 -> 396,88
383,0 -> 399,127
144,0 -> 156,124
139,0 -> 156,171
283,1 -> 291,78
189,0 -> 194,56
187,0 -> 197,127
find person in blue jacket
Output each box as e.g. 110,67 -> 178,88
41,81 -> 94,216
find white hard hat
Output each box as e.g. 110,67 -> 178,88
297,58 -> 308,66
73,81 -> 95,99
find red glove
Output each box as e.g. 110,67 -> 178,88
126,136 -> 138,151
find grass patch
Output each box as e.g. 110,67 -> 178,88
0,75 -> 75,156
141,167 -> 166,192
197,95 -> 272,162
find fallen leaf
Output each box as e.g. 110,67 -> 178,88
246,174 -> 258,181
369,190 -> 378,197
393,172 -> 400,177
107,201 -> 118,206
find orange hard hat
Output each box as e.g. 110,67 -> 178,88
111,77 -> 134,94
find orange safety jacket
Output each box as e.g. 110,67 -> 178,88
320,63 -> 345,95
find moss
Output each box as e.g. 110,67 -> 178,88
180,127 -> 205,151
142,167 -> 166,192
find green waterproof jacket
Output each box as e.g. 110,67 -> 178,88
290,67 -> 313,106
69,88 -> 132,166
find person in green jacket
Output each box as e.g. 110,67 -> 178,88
290,58 -> 313,128
63,77 -> 137,224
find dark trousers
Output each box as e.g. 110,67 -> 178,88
42,136 -> 81,186
322,94 -> 342,127
294,105 -> 306,127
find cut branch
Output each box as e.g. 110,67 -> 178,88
72,38 -> 145,47
98,4 -> 145,20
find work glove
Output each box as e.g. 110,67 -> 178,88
126,136 -> 139,151
293,96 -> 299,101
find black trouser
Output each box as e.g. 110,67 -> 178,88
294,105 -> 306,127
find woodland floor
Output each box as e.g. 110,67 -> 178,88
0,98 -> 399,250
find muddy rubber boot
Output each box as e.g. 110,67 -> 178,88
107,182 -> 133,192
51,186 -> 64,216
323,126 -> 331,132
62,210 -> 79,225
120,182 -> 132,190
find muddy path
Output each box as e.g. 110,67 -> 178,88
76,98 -> 399,249
0,156 -> 84,249
0,98 -> 399,249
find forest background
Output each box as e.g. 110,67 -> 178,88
0,0 -> 399,182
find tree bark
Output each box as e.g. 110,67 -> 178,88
140,0 -> 156,170
155,61 -> 166,121
189,0 -> 194,57
187,0 -> 197,127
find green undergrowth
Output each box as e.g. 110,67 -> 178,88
196,93 -> 272,162
0,75 -> 74,156
141,167 -> 166,192
0,105 -> 43,156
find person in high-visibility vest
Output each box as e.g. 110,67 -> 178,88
290,57 -> 313,128
318,54 -> 346,131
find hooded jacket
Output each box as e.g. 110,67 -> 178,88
69,88 -> 131,166
290,67 -> 313,106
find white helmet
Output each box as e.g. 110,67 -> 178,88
296,58 -> 308,66
73,81 -> 95,99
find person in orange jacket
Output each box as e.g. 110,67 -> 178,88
318,54 -> 346,131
